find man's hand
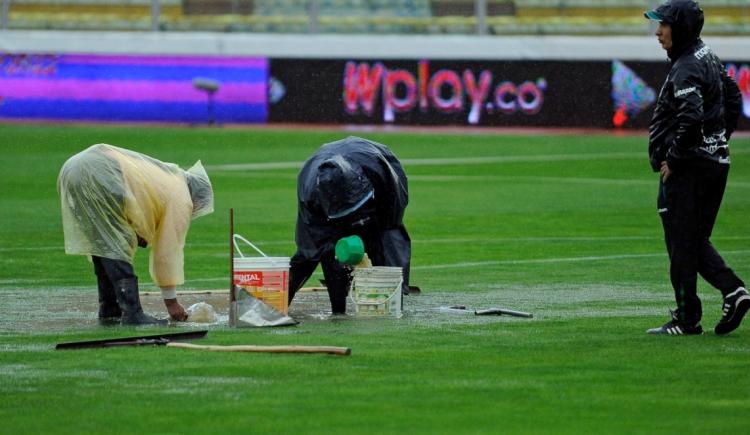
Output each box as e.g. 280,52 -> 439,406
164,299 -> 188,321
660,161 -> 672,182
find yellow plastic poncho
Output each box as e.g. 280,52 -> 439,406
57,144 -> 214,287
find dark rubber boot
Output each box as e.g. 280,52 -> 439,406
97,275 -> 122,326
114,278 -> 167,326
327,272 -> 351,315
330,296 -> 348,315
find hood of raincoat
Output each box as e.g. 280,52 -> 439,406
294,136 -> 409,260
315,155 -> 374,220
185,160 -> 214,219
644,0 -> 704,60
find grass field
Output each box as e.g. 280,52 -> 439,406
1,123 -> 749,434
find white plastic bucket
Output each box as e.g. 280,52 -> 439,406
232,234 -> 290,314
350,266 -> 403,318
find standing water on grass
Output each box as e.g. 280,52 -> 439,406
0,283 -> 672,334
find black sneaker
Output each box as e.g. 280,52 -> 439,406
647,310 -> 703,335
714,287 -> 750,336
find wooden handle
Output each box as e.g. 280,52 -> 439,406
166,342 -> 351,356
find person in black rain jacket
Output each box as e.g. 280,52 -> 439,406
289,136 -> 411,314
645,0 -> 749,335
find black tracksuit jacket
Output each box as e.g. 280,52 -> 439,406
648,40 -> 741,172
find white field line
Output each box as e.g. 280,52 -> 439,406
206,148 -> 750,172
410,175 -> 750,189
205,152 -> 644,172
413,253 -> 666,270
4,250 -> 750,287
413,249 -> 750,270
222,173 -> 662,186
5,235 -> 750,252
410,174 -> 750,188
409,175 -> 656,186
401,153 -> 644,166
183,171 -> 750,188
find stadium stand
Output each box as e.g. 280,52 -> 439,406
1,0 -> 748,35
5,0 -> 182,31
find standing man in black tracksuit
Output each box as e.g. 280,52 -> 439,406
288,136 -> 411,314
644,0 -> 749,335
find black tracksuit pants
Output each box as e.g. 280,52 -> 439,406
657,159 -> 745,322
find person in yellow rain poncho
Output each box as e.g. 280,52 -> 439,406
58,144 -> 214,325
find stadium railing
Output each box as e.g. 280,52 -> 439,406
1,0 -> 748,35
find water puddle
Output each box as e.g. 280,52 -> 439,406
0,283 -> 668,335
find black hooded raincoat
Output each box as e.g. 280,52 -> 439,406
289,136 -> 411,313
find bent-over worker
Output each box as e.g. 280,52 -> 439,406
289,136 -> 411,314
58,144 -> 214,325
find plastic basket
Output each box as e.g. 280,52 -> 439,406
350,266 -> 403,318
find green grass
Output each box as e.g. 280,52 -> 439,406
1,123 -> 749,434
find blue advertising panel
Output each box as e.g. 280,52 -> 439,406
0,53 -> 268,124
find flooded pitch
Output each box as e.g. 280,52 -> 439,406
0,284 -> 671,335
